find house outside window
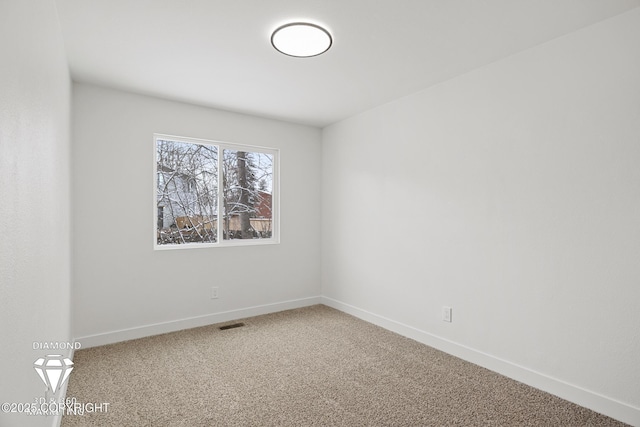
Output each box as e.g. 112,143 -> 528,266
154,134 -> 278,249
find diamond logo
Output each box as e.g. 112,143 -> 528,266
33,354 -> 74,393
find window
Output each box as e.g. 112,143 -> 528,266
154,134 -> 278,249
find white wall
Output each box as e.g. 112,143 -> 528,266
72,84 -> 322,343
0,1 -> 72,426
322,8 -> 640,424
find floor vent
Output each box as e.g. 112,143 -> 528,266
219,322 -> 245,330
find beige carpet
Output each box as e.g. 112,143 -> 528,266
62,305 -> 627,426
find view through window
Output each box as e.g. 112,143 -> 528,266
154,134 -> 277,248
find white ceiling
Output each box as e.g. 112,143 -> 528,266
55,0 -> 640,128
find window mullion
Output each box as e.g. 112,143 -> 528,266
217,145 -> 224,243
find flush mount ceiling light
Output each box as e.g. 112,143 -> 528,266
271,22 -> 332,58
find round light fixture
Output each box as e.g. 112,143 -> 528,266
271,22 -> 332,58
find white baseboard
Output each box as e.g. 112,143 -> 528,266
321,296 -> 640,427
75,296 -> 322,349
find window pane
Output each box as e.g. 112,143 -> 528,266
156,139 -> 218,245
222,149 -> 273,240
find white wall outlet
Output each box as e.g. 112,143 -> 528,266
442,306 -> 452,322
211,287 -> 219,299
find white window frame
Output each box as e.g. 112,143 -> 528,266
153,133 -> 280,250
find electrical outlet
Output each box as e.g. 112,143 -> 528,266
442,306 -> 452,323
211,287 -> 219,299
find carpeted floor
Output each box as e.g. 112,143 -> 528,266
62,305 -> 627,426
